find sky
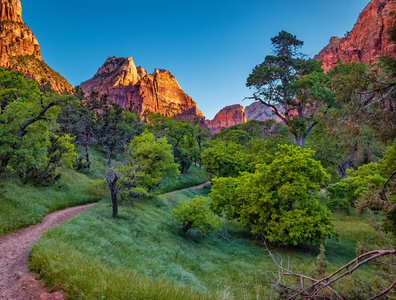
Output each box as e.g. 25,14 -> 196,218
22,0 -> 370,119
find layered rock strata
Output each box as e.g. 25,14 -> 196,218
205,104 -> 247,134
315,0 -> 396,72
79,56 -> 204,120
0,0 -> 73,92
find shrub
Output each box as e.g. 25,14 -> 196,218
172,196 -> 219,235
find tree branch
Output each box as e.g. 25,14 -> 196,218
17,101 -> 58,138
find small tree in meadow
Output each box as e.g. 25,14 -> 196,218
172,196 -> 219,234
108,130 -> 180,218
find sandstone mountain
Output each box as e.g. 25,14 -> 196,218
79,56 -> 204,120
315,0 -> 396,72
0,0 -> 73,93
205,104 -> 247,134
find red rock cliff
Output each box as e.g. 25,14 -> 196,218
315,0 -> 396,72
79,56 -> 204,120
0,0 -> 73,92
205,104 -> 247,134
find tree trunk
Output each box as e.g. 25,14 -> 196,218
84,141 -> 91,170
106,147 -> 112,168
107,170 -> 119,218
181,223 -> 192,233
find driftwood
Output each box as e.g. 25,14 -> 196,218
263,241 -> 395,299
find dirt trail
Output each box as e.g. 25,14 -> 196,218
0,203 -> 94,300
0,181 -> 210,300
162,181 -> 211,196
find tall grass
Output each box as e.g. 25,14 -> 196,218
30,186 -> 393,299
0,149 -> 108,235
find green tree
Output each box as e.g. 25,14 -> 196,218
57,88 -> 95,170
94,94 -> 141,167
0,69 -> 76,179
328,143 -> 396,234
210,145 -> 335,246
172,196 -> 219,234
201,141 -> 248,177
246,31 -> 333,146
147,114 -> 207,172
109,130 -> 180,218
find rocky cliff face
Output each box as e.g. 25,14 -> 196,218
205,104 -> 247,134
315,0 -> 396,72
0,0 -> 73,92
245,102 -> 283,123
79,56 -> 204,120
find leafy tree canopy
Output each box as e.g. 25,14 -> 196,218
210,145 -> 334,246
172,196 -> 219,234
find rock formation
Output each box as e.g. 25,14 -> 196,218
315,0 -> 396,72
205,104 -> 247,134
0,0 -> 73,92
245,102 -> 283,123
79,56 -> 204,120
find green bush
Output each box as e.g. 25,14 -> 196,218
172,196 -> 219,235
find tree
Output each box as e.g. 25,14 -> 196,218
210,145 -> 335,246
246,31 -> 333,146
321,60 -> 396,173
109,130 -> 180,218
201,141 -> 248,177
172,196 -> 219,234
0,69 -> 76,179
94,94 -> 141,167
147,114 -> 206,172
57,88 -> 95,170
328,143 -> 396,234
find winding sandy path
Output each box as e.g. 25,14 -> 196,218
0,203 -> 94,300
0,181 -> 210,300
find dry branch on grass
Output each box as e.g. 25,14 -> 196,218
262,241 -> 395,299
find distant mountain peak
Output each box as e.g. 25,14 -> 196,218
80,56 -> 204,120
0,0 -> 73,92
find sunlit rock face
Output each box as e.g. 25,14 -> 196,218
0,0 -> 73,92
315,0 -> 396,72
79,56 -> 204,120
0,0 -> 22,22
205,104 -> 247,134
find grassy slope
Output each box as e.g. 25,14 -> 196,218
0,148 -> 210,235
30,186 -> 393,300
0,150 -> 110,235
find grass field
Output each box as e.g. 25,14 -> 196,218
30,186 -> 394,299
0,148 -> 210,236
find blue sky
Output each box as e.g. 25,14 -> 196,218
22,0 -> 370,119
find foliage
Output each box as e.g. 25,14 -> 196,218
321,60 -> 395,172
29,187 -> 392,299
147,114 -> 209,173
210,145 -> 335,246
172,196 -> 219,234
246,31 -> 333,146
91,93 -> 142,167
24,134 -> 77,186
0,68 -> 75,180
116,130 -> 180,205
328,143 -> 396,234
201,141 -> 248,177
